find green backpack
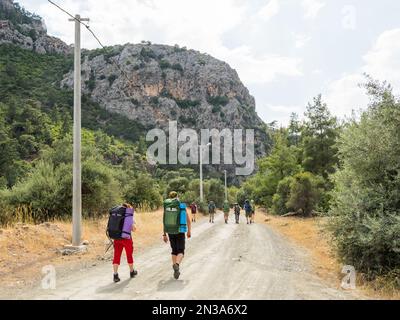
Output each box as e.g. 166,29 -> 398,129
223,202 -> 230,213
163,198 -> 181,234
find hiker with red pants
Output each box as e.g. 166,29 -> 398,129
189,202 -> 197,222
107,203 -> 138,283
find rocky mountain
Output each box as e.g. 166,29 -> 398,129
1,0 -> 271,175
0,0 -> 70,54
61,43 -> 269,157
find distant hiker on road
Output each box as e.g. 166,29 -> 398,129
190,202 -> 197,222
223,200 -> 230,224
163,191 -> 192,280
234,203 -> 241,224
107,203 -> 137,283
244,199 -> 252,225
250,199 -> 256,224
208,200 -> 216,223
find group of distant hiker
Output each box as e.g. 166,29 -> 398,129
106,192 -> 255,283
212,198 -> 255,225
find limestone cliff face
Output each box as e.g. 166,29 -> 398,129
61,43 -> 269,158
0,0 -> 71,55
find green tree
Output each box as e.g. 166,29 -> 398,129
272,176 -> 294,215
302,95 -> 339,180
329,79 -> 400,276
288,112 -> 302,146
251,131 -> 301,207
286,172 -> 321,216
124,173 -> 162,210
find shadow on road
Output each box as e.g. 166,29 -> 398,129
96,278 -> 132,294
157,279 -> 189,292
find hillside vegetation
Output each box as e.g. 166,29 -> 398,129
240,79 -> 400,287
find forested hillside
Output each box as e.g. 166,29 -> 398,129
0,43 -> 231,223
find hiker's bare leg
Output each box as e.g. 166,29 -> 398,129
171,255 -> 177,265
128,264 -> 134,272
176,253 -> 184,265
113,264 -> 119,274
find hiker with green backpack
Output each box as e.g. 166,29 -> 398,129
223,200 -> 230,224
163,191 -> 192,280
208,200 -> 216,223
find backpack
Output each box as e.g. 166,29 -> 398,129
244,202 -> 252,213
208,202 -> 216,213
223,202 -> 230,213
163,198 -> 181,234
190,204 -> 197,214
234,206 -> 240,215
107,206 -> 134,240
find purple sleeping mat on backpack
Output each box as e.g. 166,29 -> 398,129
121,207 -> 134,239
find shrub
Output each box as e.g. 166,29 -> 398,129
150,96 -> 159,106
171,63 -> 183,72
124,173 -> 162,210
212,105 -> 221,113
175,99 -> 200,109
286,172 -> 320,216
173,45 -> 187,53
85,70 -> 96,91
159,59 -> 171,69
140,47 -> 156,60
179,191 -> 197,205
329,81 -> 400,276
1,157 -> 122,221
166,177 -> 190,195
272,176 -> 294,215
108,74 -> 117,86
207,96 -> 229,107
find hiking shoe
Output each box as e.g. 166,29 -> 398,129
130,270 -> 138,278
113,273 -> 121,283
173,263 -> 180,280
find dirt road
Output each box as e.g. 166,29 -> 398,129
10,213 -> 362,300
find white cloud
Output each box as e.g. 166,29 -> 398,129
294,33 -> 312,49
21,0 -> 302,88
301,0 -> 326,20
362,28 -> 400,92
258,104 -> 304,126
220,46 -> 303,85
326,73 -> 369,118
257,0 -> 280,21
326,28 -> 400,119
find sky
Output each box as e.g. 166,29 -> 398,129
18,0 -> 400,125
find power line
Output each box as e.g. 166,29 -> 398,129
47,0 -> 140,97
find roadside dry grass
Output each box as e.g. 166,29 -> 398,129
0,209 -> 165,290
256,210 -> 400,300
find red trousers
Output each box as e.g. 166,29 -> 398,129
113,239 -> 134,265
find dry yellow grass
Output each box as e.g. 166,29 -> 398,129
0,209 -> 165,289
256,210 -> 400,300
